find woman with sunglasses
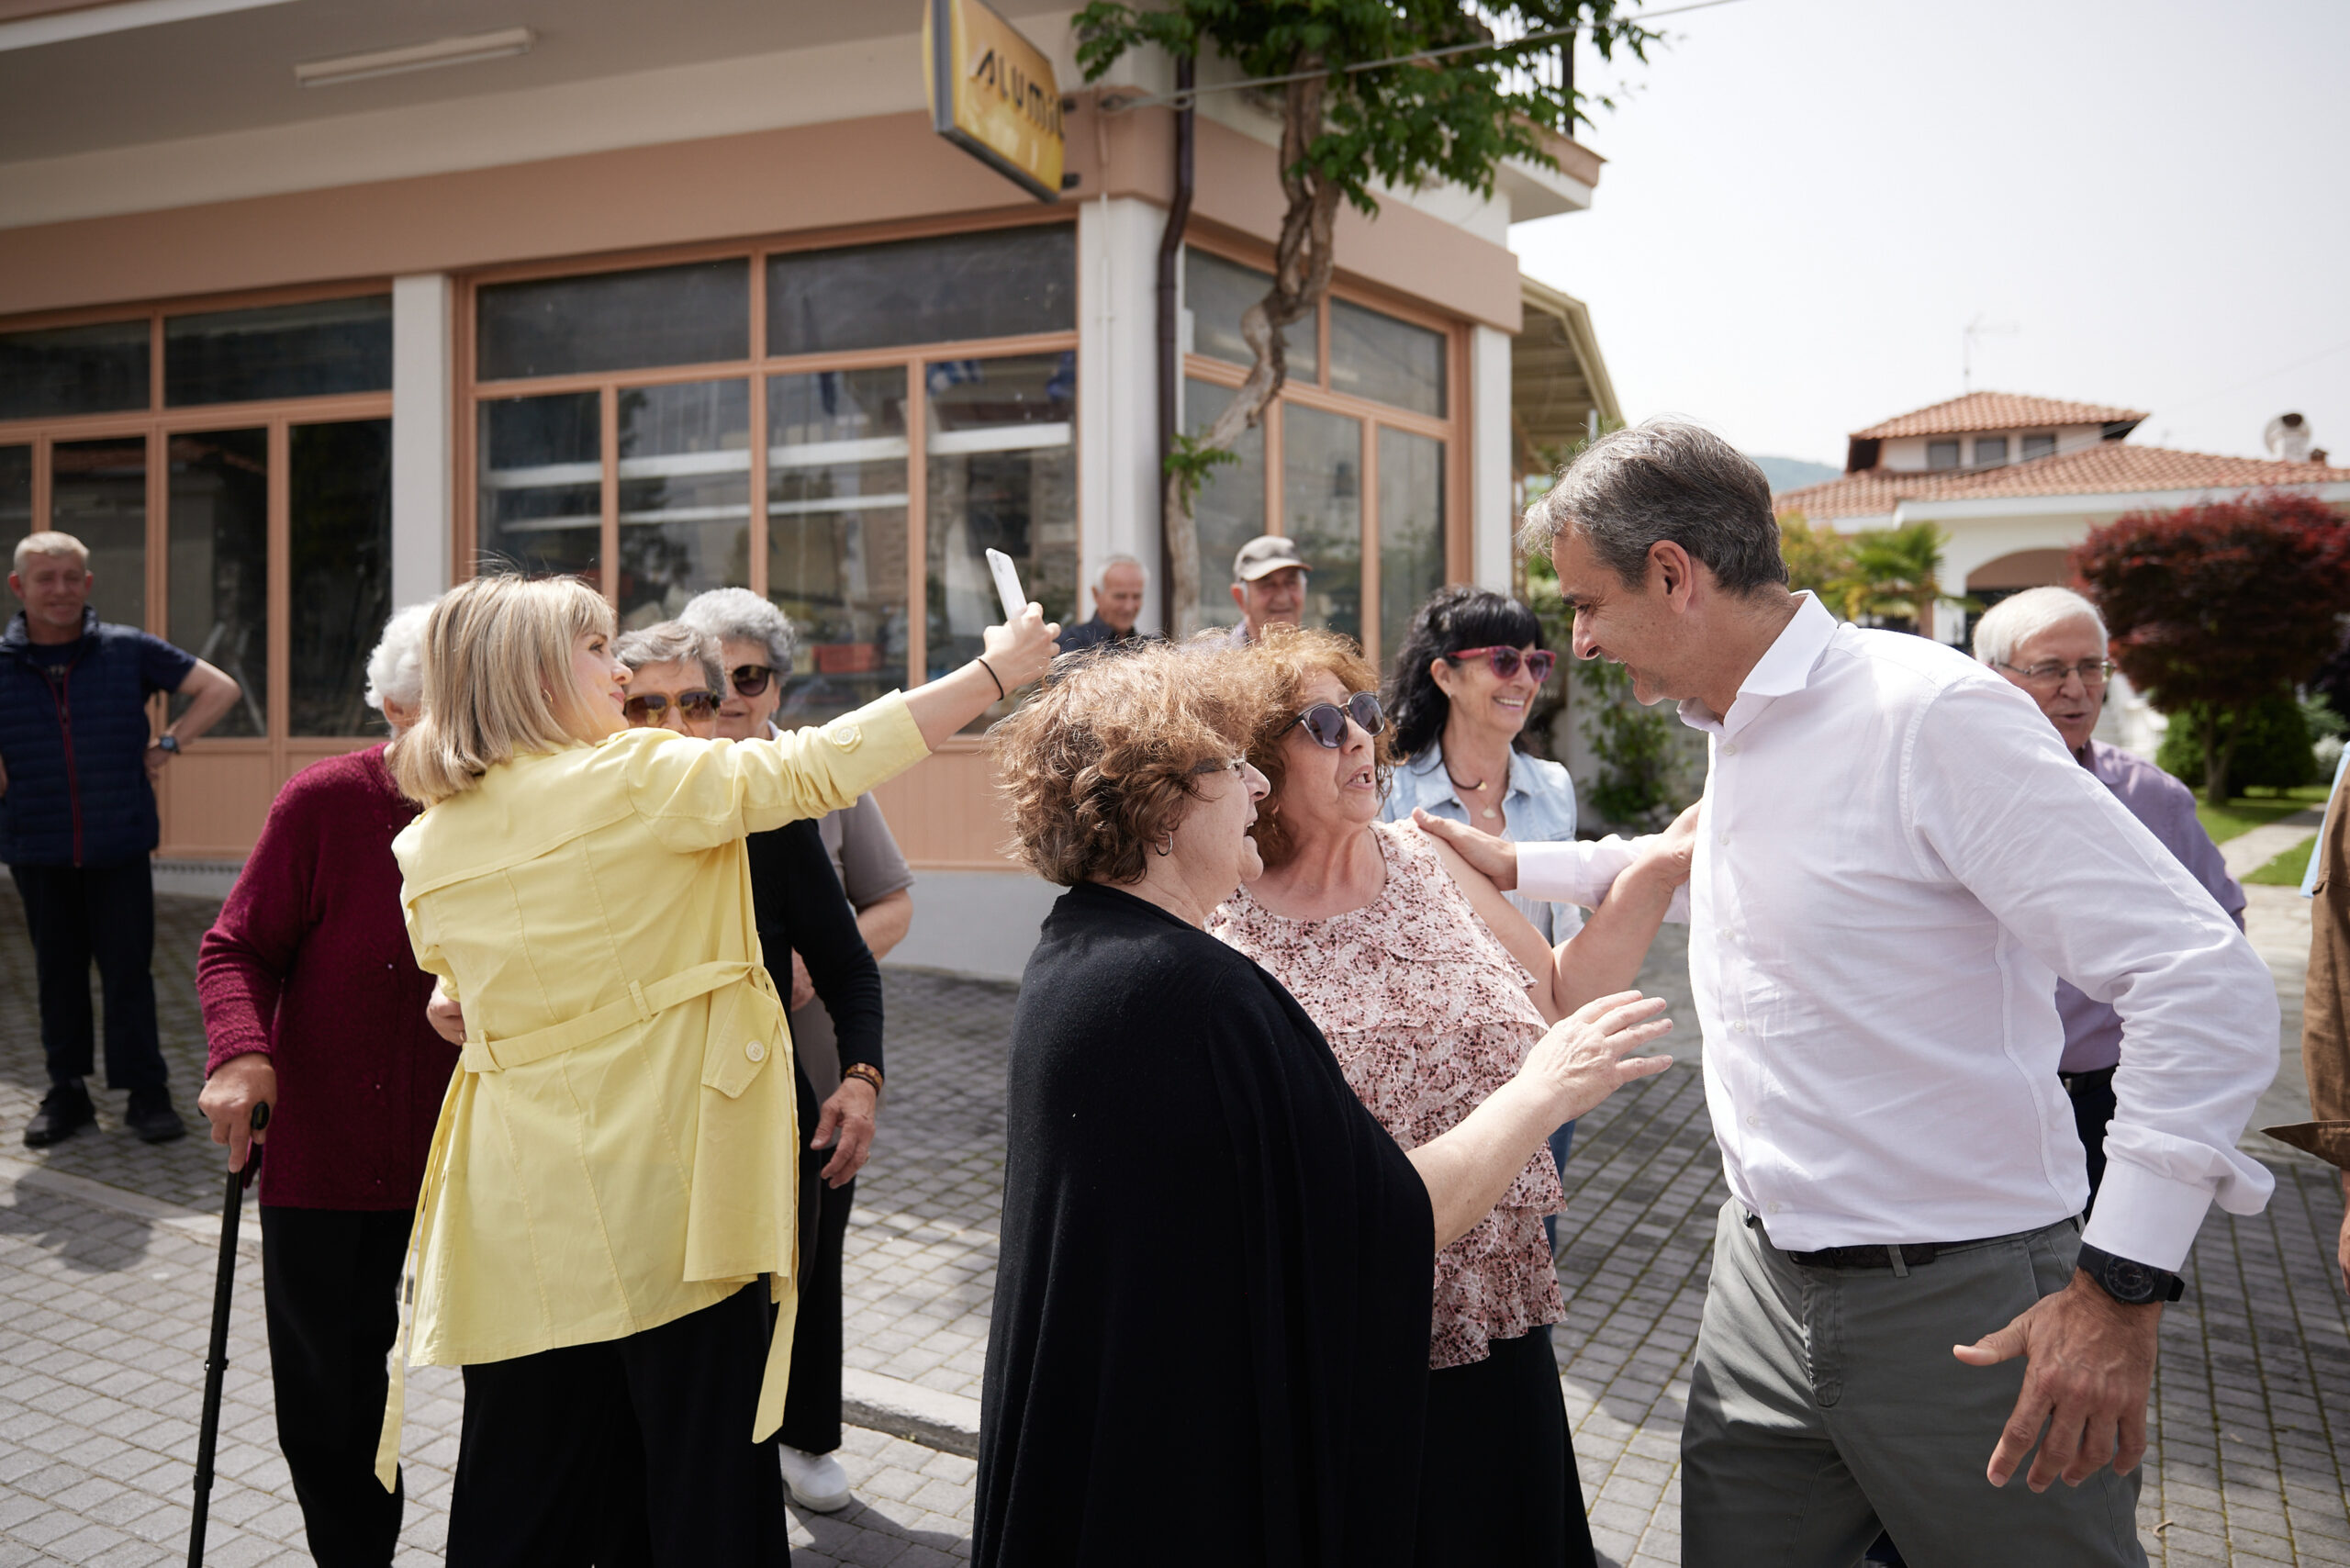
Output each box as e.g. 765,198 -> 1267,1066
681,586 -> 914,1515
979,640 -> 1675,1568
1381,587 -> 1586,1249
1212,626 -> 1694,1568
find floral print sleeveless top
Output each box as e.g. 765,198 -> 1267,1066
1211,820 -> 1564,1369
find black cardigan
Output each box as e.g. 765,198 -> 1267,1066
976,881 -> 1434,1567
744,818 -> 883,1087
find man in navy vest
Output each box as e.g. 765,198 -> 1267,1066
2,532 -> 241,1147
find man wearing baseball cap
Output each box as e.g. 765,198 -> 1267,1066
1226,535 -> 1310,647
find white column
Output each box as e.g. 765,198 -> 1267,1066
1469,324 -> 1515,593
390,274 -> 453,608
1078,196 -> 1172,631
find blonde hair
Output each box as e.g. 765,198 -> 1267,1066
391,575 -> 617,807
13,532 -> 89,576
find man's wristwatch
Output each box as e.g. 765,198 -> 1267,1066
2075,1242 -> 2185,1305
154,734 -> 181,755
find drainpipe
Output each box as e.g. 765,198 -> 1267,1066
1154,54 -> 1195,634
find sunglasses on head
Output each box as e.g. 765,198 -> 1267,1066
622,690 -> 720,722
1449,645 -> 1556,683
728,664 -> 775,698
1292,691 -> 1385,749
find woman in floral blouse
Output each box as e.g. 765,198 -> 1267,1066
1211,627 -> 1693,1568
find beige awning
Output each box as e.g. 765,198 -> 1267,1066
1514,275 -> 1621,482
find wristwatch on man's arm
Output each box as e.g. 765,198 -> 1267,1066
2075,1242 -> 2186,1305
155,734 -> 181,756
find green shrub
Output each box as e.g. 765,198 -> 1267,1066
2156,691 -> 2315,795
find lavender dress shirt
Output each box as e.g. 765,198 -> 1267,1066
2057,740 -> 2246,1074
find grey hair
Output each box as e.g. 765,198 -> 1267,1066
364,601 -> 437,712
615,622 -> 723,693
1972,587 -> 2107,669
1520,419 -> 1786,594
1097,553 -> 1147,586
678,587 -> 796,673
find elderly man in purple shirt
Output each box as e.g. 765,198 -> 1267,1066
1975,587 -> 2246,1204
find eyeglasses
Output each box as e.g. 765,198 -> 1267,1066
1292,691 -> 1385,749
622,690 -> 721,722
1449,645 -> 1557,683
1996,659 -> 2114,689
1190,756 -> 1248,777
728,664 -> 775,698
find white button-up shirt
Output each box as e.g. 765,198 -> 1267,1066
1518,594 -> 2276,1270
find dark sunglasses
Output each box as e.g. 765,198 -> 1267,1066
728,664 -> 775,698
1292,691 -> 1384,749
622,690 -> 720,722
1449,645 -> 1556,683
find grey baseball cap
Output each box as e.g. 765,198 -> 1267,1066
1233,535 -> 1311,582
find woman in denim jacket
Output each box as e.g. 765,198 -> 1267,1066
1379,586 -> 1586,1240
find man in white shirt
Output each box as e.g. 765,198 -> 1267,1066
1417,420 -> 2277,1566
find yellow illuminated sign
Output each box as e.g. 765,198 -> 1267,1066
923,0 -> 1067,203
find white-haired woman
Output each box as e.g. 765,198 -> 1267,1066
385,573 -> 1054,1566
195,600 -> 452,1566
680,585 -> 915,1514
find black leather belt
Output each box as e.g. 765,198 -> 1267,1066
2061,1065 -> 2116,1097
1744,1209 -> 2005,1271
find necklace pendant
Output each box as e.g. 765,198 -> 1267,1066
1482,807 -> 1499,820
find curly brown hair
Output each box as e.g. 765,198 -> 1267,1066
990,641 -> 1263,887
1237,626 -> 1395,872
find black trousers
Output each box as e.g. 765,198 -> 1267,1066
1416,1325 -> 1595,1568
9,858 -> 164,1092
2067,1066 -> 2119,1209
447,1283 -> 790,1568
259,1206 -> 411,1568
780,1063 -> 856,1455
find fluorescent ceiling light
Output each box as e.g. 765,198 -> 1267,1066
294,27 -> 533,88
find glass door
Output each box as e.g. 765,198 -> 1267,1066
50,437 -> 147,630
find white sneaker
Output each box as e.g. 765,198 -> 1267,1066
778,1444 -> 853,1512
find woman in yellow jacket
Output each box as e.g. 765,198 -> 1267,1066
377,574 -> 1056,1566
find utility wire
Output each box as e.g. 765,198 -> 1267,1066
2155,337 -> 2350,416
1097,0 -> 1756,114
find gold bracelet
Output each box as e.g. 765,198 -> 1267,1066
842,1062 -> 885,1096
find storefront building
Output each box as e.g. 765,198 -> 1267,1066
0,1 -> 1606,973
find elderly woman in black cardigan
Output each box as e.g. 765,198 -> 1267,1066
975,642 -> 1677,1567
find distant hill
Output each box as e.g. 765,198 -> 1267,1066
1749,454 -> 1841,494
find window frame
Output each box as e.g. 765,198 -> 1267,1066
1178,232 -> 1469,669
455,214 -> 1081,743
0,280 -> 399,777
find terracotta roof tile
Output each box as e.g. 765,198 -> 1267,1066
1774,442 -> 2344,521
1851,392 -> 2149,440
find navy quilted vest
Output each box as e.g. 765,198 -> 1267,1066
0,610 -> 166,867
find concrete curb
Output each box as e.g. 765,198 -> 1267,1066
840,1367 -> 982,1458
0,1148 -> 259,1260
0,1152 -> 990,1456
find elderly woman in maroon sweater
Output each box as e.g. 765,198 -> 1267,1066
195,601 -> 453,1568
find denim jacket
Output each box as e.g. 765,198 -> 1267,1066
1380,743 -> 1584,944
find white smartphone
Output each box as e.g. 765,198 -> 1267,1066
985,547 -> 1028,623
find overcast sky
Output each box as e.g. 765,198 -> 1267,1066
1507,0 -> 2350,465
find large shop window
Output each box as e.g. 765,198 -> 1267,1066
0,294 -> 398,759
468,225 -> 1079,725
1181,246 -> 1457,666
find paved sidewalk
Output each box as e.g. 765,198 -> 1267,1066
1,892 -> 2346,1564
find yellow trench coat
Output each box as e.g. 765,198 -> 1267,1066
372,696 -> 928,1487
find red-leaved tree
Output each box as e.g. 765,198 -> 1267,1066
2072,492 -> 2350,802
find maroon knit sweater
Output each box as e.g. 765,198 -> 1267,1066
196,745 -> 456,1210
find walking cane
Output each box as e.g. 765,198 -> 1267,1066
187,1100 -> 266,1568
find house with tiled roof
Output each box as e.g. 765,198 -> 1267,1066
1777,391 -> 2350,644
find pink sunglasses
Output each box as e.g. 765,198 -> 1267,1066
1449,645 -> 1556,682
